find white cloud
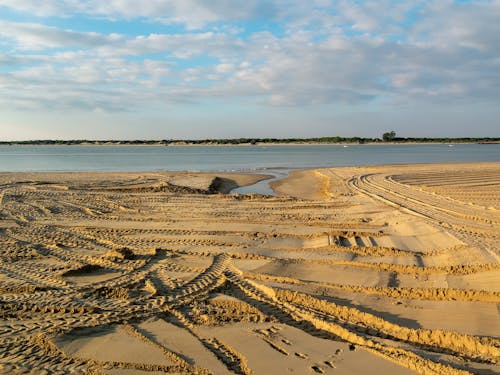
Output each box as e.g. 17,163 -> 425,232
215,63 -> 234,73
0,0 -> 281,28
0,21 -> 121,49
0,1 -> 498,114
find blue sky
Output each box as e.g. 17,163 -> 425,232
0,0 -> 499,140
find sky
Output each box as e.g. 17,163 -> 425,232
0,0 -> 499,140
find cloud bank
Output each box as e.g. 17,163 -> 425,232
0,0 -> 499,137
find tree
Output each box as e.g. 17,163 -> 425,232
382,131 -> 396,142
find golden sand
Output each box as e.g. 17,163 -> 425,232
0,163 -> 498,374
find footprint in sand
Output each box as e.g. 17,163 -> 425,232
311,365 -> 325,373
324,360 -> 336,368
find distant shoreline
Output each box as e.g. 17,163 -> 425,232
1,139 -> 499,146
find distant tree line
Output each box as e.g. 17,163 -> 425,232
0,137 -> 499,145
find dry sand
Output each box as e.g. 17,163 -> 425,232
0,163 -> 498,374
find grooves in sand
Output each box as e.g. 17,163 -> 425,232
0,163 -> 498,374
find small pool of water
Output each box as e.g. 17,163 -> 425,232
231,169 -> 292,196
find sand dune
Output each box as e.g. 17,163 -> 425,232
0,164 -> 499,374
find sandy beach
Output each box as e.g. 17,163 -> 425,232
0,162 -> 498,374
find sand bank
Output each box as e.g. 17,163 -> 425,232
0,163 -> 498,374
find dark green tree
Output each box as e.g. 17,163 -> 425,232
382,131 -> 396,141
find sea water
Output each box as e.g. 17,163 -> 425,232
0,144 -> 498,172
1,144 -> 498,194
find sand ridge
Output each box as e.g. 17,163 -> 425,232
0,164 -> 499,374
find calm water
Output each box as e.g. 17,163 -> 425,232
0,144 -> 498,172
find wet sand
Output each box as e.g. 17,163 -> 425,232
0,163 -> 498,374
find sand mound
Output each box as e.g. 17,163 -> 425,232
103,247 -> 135,260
